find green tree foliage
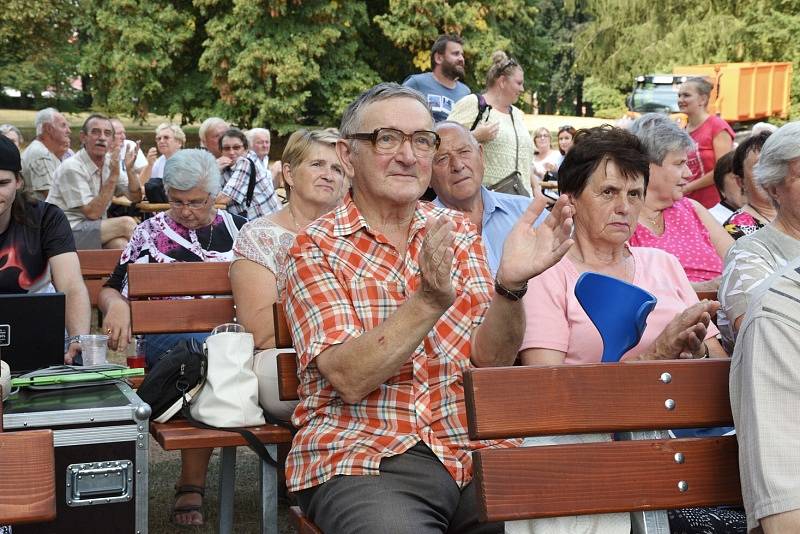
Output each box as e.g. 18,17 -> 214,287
576,0 -> 800,116
80,0 -> 215,123
375,0 -> 539,111
198,0 -> 380,132
0,0 -> 81,98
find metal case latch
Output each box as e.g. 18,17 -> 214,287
66,460 -> 133,507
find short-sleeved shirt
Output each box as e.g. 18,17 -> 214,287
723,208 -> 766,240
150,155 -> 166,179
282,194 -> 518,493
730,256 -> 800,532
686,115 -> 735,208
232,217 -> 296,299
20,139 -> 62,198
629,197 -> 723,282
105,210 -> 245,296
717,224 -> 800,353
433,186 -> 546,276
520,247 -> 718,364
0,201 -> 75,294
403,72 -> 471,122
46,149 -> 129,229
222,151 -> 281,220
448,95 -> 534,195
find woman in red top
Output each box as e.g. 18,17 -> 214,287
678,77 -> 735,208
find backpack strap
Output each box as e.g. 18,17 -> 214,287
470,94 -> 491,131
245,158 -> 257,208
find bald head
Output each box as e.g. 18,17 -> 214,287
430,121 -> 485,209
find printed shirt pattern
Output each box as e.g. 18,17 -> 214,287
282,194 -> 518,492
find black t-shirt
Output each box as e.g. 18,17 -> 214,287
0,201 -> 76,293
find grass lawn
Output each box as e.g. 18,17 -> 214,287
0,109 -> 199,134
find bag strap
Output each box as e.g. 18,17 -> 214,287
181,400 -> 281,468
245,158 -> 257,208
509,108 -> 519,175
469,94 -> 491,131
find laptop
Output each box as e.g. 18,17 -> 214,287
0,293 -> 66,376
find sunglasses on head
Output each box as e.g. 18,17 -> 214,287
558,125 -> 573,133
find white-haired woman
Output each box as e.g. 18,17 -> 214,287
628,113 -> 733,293
141,123 -> 186,187
230,128 -> 347,421
98,149 -> 246,526
718,121 -> 800,352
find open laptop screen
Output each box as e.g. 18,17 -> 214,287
0,292 -> 66,375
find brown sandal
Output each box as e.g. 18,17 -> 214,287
171,484 -> 205,526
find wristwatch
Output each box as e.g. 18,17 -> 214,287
494,278 -> 528,301
65,335 -> 82,346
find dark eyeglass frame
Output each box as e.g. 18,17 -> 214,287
500,58 -> 519,74
558,125 -> 574,133
345,127 -> 441,157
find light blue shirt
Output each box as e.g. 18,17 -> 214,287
434,186 -> 548,276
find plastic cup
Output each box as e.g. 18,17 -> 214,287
211,323 -> 245,335
79,334 -> 109,366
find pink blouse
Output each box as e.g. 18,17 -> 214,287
629,198 -> 722,282
520,247 -> 718,365
686,115 -> 735,208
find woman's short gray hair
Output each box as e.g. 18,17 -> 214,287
156,122 -> 186,145
754,121 -> 800,189
629,113 -> 694,165
340,82 -> 432,138
163,149 -> 221,196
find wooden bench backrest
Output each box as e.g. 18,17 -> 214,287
77,249 -> 122,307
274,304 -> 300,401
127,262 -> 235,334
464,360 -> 741,522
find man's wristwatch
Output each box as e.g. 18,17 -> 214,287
494,278 -> 528,301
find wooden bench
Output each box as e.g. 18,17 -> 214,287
126,261 -> 294,534
464,359 -> 741,532
274,305 -> 322,534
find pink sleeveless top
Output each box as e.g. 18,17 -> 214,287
686,115 -> 735,208
629,198 -> 722,282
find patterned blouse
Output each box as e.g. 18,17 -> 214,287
629,197 -> 722,282
723,209 -> 766,240
232,217 -> 296,299
105,210 -> 245,296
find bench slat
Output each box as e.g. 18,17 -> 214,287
277,351 -> 300,401
474,435 -> 741,522
274,303 -> 293,349
0,429 -> 57,525
128,262 -> 232,297
130,299 -> 235,334
465,360 -> 733,440
150,420 -> 292,450
76,249 -> 122,277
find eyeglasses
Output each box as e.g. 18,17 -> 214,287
558,125 -> 573,133
345,128 -> 440,158
168,194 -> 211,210
500,58 -> 519,73
535,134 -> 551,139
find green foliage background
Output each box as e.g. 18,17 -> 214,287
1,0 -> 798,128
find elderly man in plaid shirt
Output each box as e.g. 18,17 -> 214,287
283,82 -> 575,534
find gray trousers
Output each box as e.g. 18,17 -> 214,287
296,442 -> 502,534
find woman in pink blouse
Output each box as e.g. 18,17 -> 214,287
628,113 -> 733,293
516,125 -> 737,534
678,77 -> 735,208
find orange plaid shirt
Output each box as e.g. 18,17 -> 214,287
283,194 -> 519,493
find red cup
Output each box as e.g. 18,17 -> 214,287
127,355 -> 147,369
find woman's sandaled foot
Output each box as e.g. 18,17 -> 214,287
171,484 -> 205,526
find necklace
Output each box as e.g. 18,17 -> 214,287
287,205 -> 305,232
747,203 -> 774,224
196,220 -> 214,251
641,208 -> 664,232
